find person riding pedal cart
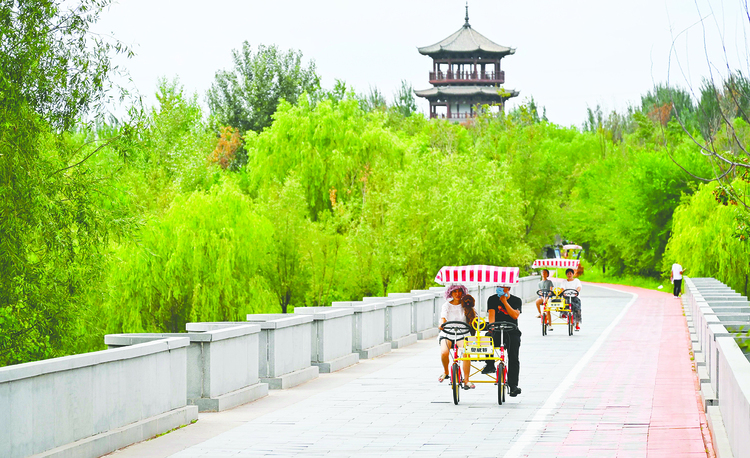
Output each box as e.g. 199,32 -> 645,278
482,286 -> 522,397
561,268 -> 582,331
438,284 -> 476,389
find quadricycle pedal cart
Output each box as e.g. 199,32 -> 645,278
434,265 -> 520,406
532,259 -> 580,336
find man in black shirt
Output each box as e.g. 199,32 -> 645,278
482,286 -> 522,397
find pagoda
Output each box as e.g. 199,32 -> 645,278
415,5 -> 519,121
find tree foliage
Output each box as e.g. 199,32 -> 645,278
664,180 -> 750,296
244,95 -> 404,217
206,42 -> 320,134
7,8 -> 750,368
0,0 -> 130,365
105,180 -> 275,333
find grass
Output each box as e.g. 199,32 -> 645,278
148,419 -> 198,441
583,270 -> 666,291
549,266 -> 668,292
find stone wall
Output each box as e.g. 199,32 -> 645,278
683,277 -> 750,458
0,338 -> 197,458
105,324 -> 267,412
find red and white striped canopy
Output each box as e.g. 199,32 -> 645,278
532,259 -> 580,269
434,265 -> 520,286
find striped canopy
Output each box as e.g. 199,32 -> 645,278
532,259 -> 580,269
434,265 -> 519,286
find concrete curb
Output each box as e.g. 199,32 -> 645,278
262,365 -> 319,390
417,327 -> 439,340
190,382 -> 268,412
391,333 -> 418,349
313,353 -> 360,373
358,342 -> 392,359
707,406 -> 734,458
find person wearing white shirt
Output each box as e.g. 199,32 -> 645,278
561,268 -> 583,331
438,284 -> 476,389
670,263 -> 684,297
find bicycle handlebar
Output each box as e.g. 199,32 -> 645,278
487,321 -> 518,332
441,321 -> 472,337
537,288 -> 579,298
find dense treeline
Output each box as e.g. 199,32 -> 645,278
3,0 -> 749,366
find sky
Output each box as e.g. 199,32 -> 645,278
94,0 -> 749,127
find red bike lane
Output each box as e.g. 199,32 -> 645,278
524,284 -> 715,458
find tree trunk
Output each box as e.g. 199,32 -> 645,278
281,291 -> 291,313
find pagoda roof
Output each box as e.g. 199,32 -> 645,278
414,86 -> 519,100
418,24 -> 515,57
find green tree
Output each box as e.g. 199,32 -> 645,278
206,42 -> 321,134
105,179 -> 275,332
0,0 -> 130,365
359,86 -> 387,112
392,80 -> 417,117
258,176 -> 310,313
244,95 -> 404,217
665,180 -> 750,296
640,83 -> 697,132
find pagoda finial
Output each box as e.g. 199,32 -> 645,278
464,2 -> 470,27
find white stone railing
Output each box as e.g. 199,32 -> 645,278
105,324 -> 266,412
683,277 -> 750,458
188,315 -> 320,390
292,307 -> 360,372
0,338 -> 197,458
330,300 -> 392,359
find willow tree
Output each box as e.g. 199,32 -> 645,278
0,0 -> 130,365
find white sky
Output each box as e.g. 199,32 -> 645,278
94,0 -> 749,127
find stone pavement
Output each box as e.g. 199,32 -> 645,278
109,284 -> 714,458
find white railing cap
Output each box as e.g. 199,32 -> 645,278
244,314 -> 313,329
332,301 -> 387,312
293,307 -> 354,319
0,337 -> 190,384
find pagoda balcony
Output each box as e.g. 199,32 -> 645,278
429,70 -> 505,84
430,112 -> 480,120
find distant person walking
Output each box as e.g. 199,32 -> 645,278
670,263 -> 684,297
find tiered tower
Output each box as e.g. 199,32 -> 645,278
415,6 -> 519,120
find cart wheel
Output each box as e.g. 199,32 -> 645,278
568,313 -> 574,336
497,362 -> 505,405
542,317 -> 547,336
451,362 -> 460,405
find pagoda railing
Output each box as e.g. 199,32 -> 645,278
429,71 -> 505,84
430,112 -> 479,120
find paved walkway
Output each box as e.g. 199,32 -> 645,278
109,284 -> 714,458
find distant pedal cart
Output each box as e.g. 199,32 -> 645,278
532,258 -> 581,336
434,265 -> 520,405
538,287 -> 579,336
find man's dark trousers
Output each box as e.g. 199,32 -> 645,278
490,330 -> 521,388
673,279 -> 682,297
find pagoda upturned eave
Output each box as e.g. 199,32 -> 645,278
414,86 -> 519,101
418,25 -> 515,57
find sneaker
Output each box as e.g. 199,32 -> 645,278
548,326 -> 553,331
509,387 -> 522,397
482,364 -> 496,375
575,324 -> 580,331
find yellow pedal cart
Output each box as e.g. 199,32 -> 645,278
539,286 -> 579,336
442,317 -> 518,405
434,265 -> 521,406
